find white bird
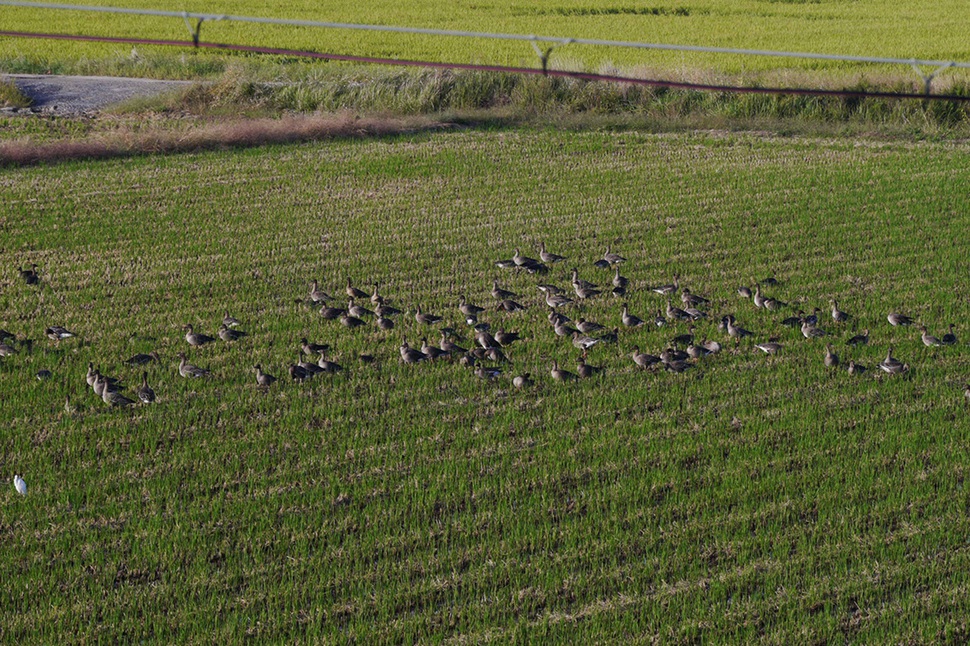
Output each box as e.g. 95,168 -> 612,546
14,474 -> 26,496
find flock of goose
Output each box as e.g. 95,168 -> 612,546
2,250 -> 969,416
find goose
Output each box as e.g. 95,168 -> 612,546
661,347 -> 689,364
440,332 -> 467,354
571,332 -> 600,351
218,324 -> 247,342
725,316 -> 753,338
755,342 -> 782,355
254,364 -> 277,386
370,283 -> 385,305
0,342 -> 17,357
576,318 -> 604,334
125,351 -> 160,366
654,311 -> 667,327
764,297 -> 787,311
803,309 -> 822,326
475,365 -> 502,380
512,248 -> 538,267
178,353 -> 210,378
20,263 -> 40,284
539,242 -> 566,264
831,300 -> 849,323
554,321 -> 578,337
399,339 -> 427,364
374,303 -> 401,317
45,326 -> 75,341
878,347 -> 907,374
320,305 -> 347,320
577,357 -> 602,379
536,283 -> 565,295
359,354 -> 376,365
685,307 -> 707,321
495,329 -> 520,346
597,328 -> 619,344
489,281 -> 517,301
289,363 -> 311,381
664,360 -> 693,373
301,338 -> 330,356
545,293 -> 573,309
652,275 -> 680,296
824,344 -> 840,367
297,352 -> 325,375
570,268 -> 598,291
965,384 -> 970,402
602,247 -> 627,265
887,312 -> 913,327
593,259 -> 611,269
573,285 -> 601,300
308,280 -> 333,304
340,314 -> 366,329
701,339 -> 722,354
0,329 -> 14,342
93,372 -> 122,397
136,372 -> 156,403
421,338 -> 450,361
458,295 -> 485,317
613,268 -> 628,290
518,260 -> 549,275
316,352 -> 343,374
920,325 -> 943,347
548,308 -> 570,327
781,311 -> 804,328
184,324 -> 216,346
752,284 -> 766,309
631,346 -> 660,369
621,304 -> 644,328
800,320 -> 827,339
36,369 -> 52,380
846,329 -> 869,346
485,347 -> 509,363
761,273 -> 779,286
348,299 -> 374,318
737,285 -> 752,299
847,360 -> 866,375
495,259 -> 516,269
475,329 -> 499,350
681,288 -> 709,307
512,373 -> 533,388
550,360 -> 577,382
941,324 -> 958,346
103,387 -> 136,407
223,311 -> 242,328
686,343 -> 712,359
666,300 -> 691,322
376,316 -> 395,330
496,299 -> 527,313
346,279 -> 368,299
670,327 -> 694,347
611,285 -> 627,298
414,307 -> 443,326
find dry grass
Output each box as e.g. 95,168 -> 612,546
0,78 -> 31,108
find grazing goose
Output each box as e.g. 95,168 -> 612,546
297,352 -> 325,375
597,328 -> 619,344
548,307 -> 570,327
846,329 -> 869,346
491,281 -> 519,301
887,312 -> 914,327
737,285 -> 752,299
475,365 -> 502,380
550,360 -> 577,382
475,329 -> 499,350
684,307 -> 707,321
518,260 -> 549,275
45,326 -> 75,341
495,329 -> 520,346
254,364 -> 277,386
440,332 -> 467,355
611,285 -> 627,298
513,373 -> 533,388
178,353 -> 210,378
919,325 -> 943,347
421,338 -> 450,361
800,320 -> 827,339
652,275 -> 680,296
346,279 -> 368,299
317,352 -> 344,374
136,372 -> 156,403
301,338 -> 330,356
878,347 -> 907,374
664,360 -> 693,373
376,316 -> 395,330
545,292 -> 573,309
831,300 -> 849,323
218,324 -> 247,342
571,332 -> 600,351
554,321 -> 579,337
941,324 -> 958,345
36,369 -> 52,380
102,387 -> 136,407
686,343 -> 712,359
847,360 -> 866,375
538,242 -> 566,264
125,351 -> 160,366
223,311 -> 242,328
512,248 -> 538,267
496,299 -> 527,313
458,295 -> 485,317
661,347 -> 689,364
621,304 -> 644,328
184,324 -> 216,347
19,263 -> 40,284
824,344 -> 840,368
781,311 -> 804,328
764,297 -> 787,311
309,280 -> 333,304
602,247 -> 627,265
573,284 -> 601,300
670,327 -> 694,347
725,316 -> 753,339
577,357 -> 602,379
348,299 -> 374,318
631,346 -> 661,369
374,303 -> 402,317
681,288 -> 709,307
666,300 -> 691,322
701,339 -> 722,354
593,259 -> 611,269
536,283 -> 565,295
414,307 -> 443,326
320,305 -> 347,320
761,273 -> 779,286
399,339 -> 427,364
613,268 -> 628,290
495,258 -> 516,269
755,342 -> 782,355
576,318 -> 604,334
289,363 -> 311,382
653,311 -> 667,327
340,314 -> 366,329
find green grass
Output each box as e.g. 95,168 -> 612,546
1,129 -> 970,642
2,0 -> 970,80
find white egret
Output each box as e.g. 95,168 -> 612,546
14,474 -> 26,496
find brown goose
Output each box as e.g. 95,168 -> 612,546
421,338 -> 450,361
316,352 -> 343,374
550,360 -> 577,382
415,306 -> 443,326
755,342 -> 782,355
178,353 -> 210,378
651,275 -> 679,296
573,284 -> 601,300
0,341 -> 17,357
346,278 -> 368,299
495,329 -> 520,346
370,283 -> 385,305
297,352 -> 325,376
309,280 -> 333,304
846,329 -> 869,346
539,242 -> 566,264
737,285 -> 752,299
102,387 -> 135,407
621,304 -> 644,328
545,292 -> 573,309
631,346 -> 660,369
376,316 -> 395,330
254,364 -> 277,386
887,312 -> 913,327
725,315 -> 753,338
800,320 -> 827,339
289,363 -> 311,382
136,372 -> 156,403
458,295 -> 485,318
375,303 -> 402,317
576,357 -> 602,379
19,263 -> 39,285
440,331 -> 467,355
512,373 -> 533,388
491,281 -> 519,301
340,314 -> 366,329
218,324 -> 247,342
46,326 -> 75,341
612,267 -> 628,290
223,311 -> 242,328
496,299 -> 527,313
399,339 -> 427,364
602,247 -> 627,265
681,288 -> 709,307
831,300 -> 849,323
348,299 -> 374,318
125,351 -> 160,366
576,318 -> 604,334
752,284 -> 766,309
878,347 -> 907,374
320,305 -> 347,320
666,300 -> 691,322
824,344 -> 840,367
184,324 -> 216,347
301,338 -> 330,356
919,325 -> 943,347
512,248 -> 538,267
570,268 -> 598,291
847,360 -> 866,375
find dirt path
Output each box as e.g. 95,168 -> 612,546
4,74 -> 194,114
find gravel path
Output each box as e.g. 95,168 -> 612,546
4,74 -> 194,115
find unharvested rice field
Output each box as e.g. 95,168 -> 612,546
2,0 -> 970,78
1,128 -> 969,642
